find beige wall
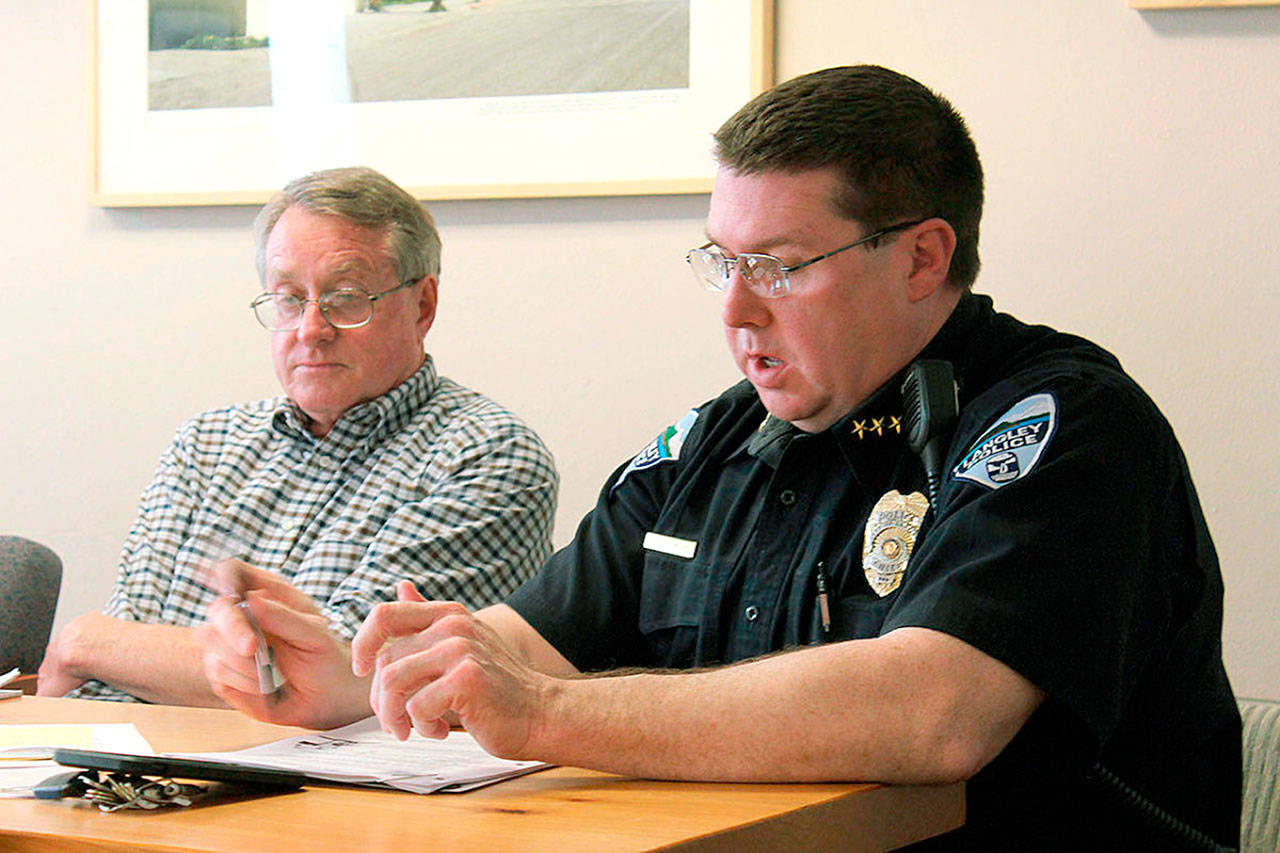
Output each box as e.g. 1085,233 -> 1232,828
1,1 -> 1276,697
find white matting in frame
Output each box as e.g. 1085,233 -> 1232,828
90,0 -> 774,207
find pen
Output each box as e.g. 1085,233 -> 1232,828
230,569 -> 287,700
199,531 -> 286,701
815,562 -> 832,637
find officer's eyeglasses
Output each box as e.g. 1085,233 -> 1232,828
250,278 -> 420,331
685,218 -> 930,299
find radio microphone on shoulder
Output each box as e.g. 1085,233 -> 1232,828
901,359 -> 958,505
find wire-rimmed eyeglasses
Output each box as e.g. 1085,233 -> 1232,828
250,277 -> 420,331
685,218 -> 930,299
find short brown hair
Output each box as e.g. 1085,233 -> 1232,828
714,65 -> 983,289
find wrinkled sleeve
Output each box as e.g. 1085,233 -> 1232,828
320,418 -> 559,639
506,413 -> 704,672
883,371 -> 1195,748
66,421 -> 204,702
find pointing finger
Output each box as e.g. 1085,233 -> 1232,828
397,580 -> 426,603
351,600 -> 469,676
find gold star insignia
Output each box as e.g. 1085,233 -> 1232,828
851,415 -> 905,439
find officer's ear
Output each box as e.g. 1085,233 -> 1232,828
904,219 -> 956,303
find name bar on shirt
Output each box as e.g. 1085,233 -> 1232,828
643,531 -> 697,559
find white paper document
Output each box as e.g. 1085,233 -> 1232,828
173,717 -> 549,794
0,723 -> 154,797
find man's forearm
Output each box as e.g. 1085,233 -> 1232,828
528,629 -> 1043,785
57,614 -> 225,707
357,604 -> 1040,784
475,604 -> 578,677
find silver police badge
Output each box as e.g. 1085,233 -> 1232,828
863,490 -> 930,597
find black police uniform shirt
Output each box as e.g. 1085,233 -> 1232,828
507,292 -> 1240,849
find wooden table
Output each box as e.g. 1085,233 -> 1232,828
0,697 -> 962,852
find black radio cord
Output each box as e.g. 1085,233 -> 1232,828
1089,762 -> 1235,852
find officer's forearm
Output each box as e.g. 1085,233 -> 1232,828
528,627 -> 1043,785
476,603 -> 579,677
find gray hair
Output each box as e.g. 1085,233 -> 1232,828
253,166 -> 442,285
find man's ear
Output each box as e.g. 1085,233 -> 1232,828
905,219 -> 957,302
416,275 -> 439,337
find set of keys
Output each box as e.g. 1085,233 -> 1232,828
35,769 -> 207,812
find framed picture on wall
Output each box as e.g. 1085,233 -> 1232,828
1129,1 -> 1280,8
91,0 -> 774,207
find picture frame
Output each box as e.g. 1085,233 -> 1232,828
90,0 -> 775,207
1129,1 -> 1280,8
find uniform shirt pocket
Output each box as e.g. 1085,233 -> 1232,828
830,592 -> 898,641
638,552 -> 708,667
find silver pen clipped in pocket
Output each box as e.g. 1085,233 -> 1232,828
195,530 -> 287,701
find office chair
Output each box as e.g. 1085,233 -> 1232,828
1239,696 -> 1280,853
0,535 -> 63,677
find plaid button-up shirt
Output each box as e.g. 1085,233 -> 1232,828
70,357 -> 557,701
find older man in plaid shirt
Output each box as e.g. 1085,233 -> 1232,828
39,166 -> 557,706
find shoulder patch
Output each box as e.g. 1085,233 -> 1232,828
612,409 -> 699,492
953,392 -> 1058,490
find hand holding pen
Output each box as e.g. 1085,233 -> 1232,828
230,565 -> 288,700
195,559 -> 372,729
206,559 -> 287,702
191,532 -> 287,702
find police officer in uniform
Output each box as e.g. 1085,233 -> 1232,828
199,66 -> 1240,849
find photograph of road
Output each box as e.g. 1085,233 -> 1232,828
148,0 -> 690,112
